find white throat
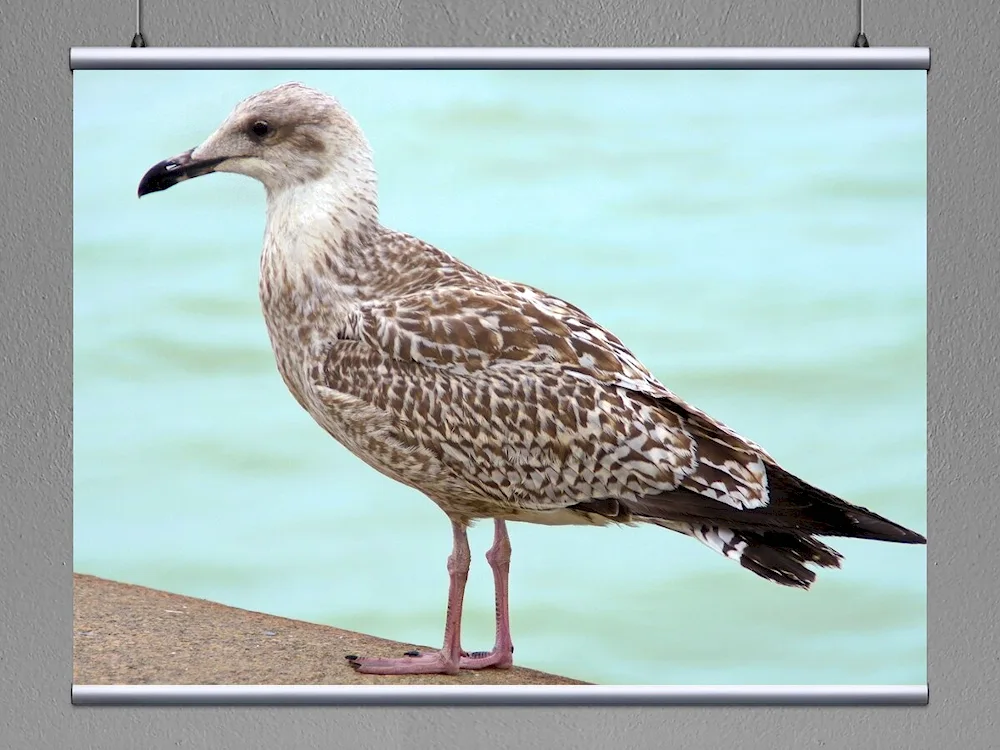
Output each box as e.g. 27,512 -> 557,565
262,166 -> 375,277
257,163 -> 379,353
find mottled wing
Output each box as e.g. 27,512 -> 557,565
504,282 -> 776,447
317,338 -> 695,513
340,286 -> 627,376
501,282 -> 775,510
333,285 -> 771,511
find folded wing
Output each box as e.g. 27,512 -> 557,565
324,284 -> 773,514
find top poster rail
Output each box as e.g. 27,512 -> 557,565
70,47 -> 931,71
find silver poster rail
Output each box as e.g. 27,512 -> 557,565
73,684 -> 929,706
69,46 -> 930,71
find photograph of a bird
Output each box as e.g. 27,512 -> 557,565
138,82 -> 926,676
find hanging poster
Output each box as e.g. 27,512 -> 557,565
71,49 -> 928,702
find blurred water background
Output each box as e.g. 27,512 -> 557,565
73,69 -> 926,685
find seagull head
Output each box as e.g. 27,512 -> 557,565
137,82 -> 374,198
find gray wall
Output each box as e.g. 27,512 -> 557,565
2,0 -> 996,748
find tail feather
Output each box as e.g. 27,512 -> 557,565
649,519 -> 844,589
625,463 -> 926,545
735,531 -> 843,589
608,462 -> 924,589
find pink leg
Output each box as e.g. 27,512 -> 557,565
346,519 -> 514,675
347,520 -> 471,675
459,519 -> 514,670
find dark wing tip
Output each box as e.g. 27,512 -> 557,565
845,509 -> 927,545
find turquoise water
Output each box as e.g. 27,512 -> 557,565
73,69 -> 926,686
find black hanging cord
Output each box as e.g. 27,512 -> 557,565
853,0 -> 869,47
131,0 -> 146,47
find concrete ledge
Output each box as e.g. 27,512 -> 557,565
73,573 -> 588,686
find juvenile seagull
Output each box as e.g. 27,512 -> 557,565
138,83 -> 926,676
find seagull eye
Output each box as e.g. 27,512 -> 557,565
250,120 -> 272,138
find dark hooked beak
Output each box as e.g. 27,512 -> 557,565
137,149 -> 228,197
